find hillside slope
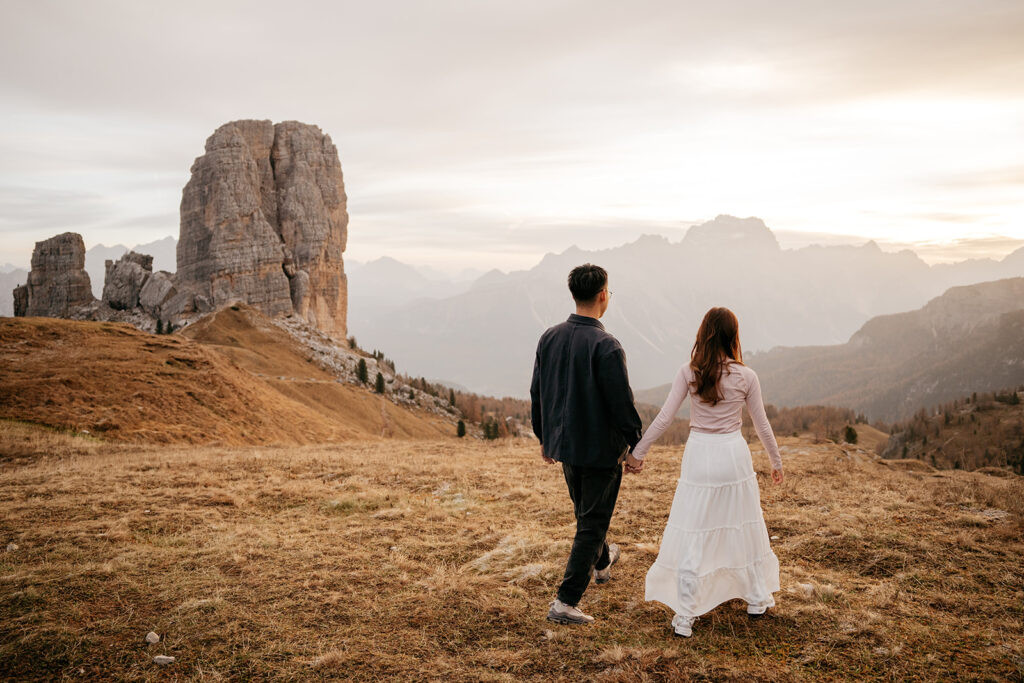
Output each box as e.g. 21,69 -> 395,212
0,313 -> 451,445
641,278 -> 1024,422
882,388 -> 1024,472
0,429 -> 1020,680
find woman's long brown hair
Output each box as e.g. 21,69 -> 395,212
690,307 -> 744,405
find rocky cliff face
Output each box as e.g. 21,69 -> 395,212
175,120 -> 348,337
11,120 -> 348,338
13,233 -> 95,317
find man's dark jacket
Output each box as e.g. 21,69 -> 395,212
530,314 -> 643,467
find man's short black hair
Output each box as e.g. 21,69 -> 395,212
568,263 -> 608,303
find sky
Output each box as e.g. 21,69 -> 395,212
1,0 -> 1023,273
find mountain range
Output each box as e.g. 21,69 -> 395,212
8,216 -> 1024,406
349,215 -> 1024,398
640,277 -> 1024,422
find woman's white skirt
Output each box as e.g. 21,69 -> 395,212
645,429 -> 780,617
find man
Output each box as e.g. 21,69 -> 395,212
530,263 -> 645,625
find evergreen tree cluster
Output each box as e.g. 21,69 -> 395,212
482,417 -> 500,440
370,350 -> 395,372
885,386 -> 1024,473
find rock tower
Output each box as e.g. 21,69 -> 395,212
176,120 -> 348,337
13,232 -> 94,317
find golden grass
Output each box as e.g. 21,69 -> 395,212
0,314 -> 451,445
1,429 -> 1022,681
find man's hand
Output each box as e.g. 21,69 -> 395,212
540,446 -> 555,464
771,468 -> 784,484
624,453 -> 644,474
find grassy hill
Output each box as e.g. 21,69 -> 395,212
0,311 -> 452,446
1,424 -> 1020,680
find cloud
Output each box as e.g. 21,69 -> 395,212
0,186 -> 111,231
877,235 -> 1024,263
932,165 -> 1024,189
1,1 -> 1023,272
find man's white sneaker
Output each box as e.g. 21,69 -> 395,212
547,599 -> 595,624
592,543 -> 621,584
672,614 -> 696,637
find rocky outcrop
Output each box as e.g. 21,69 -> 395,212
174,119 -> 348,338
102,251 -> 152,310
13,233 -> 95,317
11,120 -> 349,338
138,271 -> 178,318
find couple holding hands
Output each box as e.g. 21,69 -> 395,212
530,264 -> 785,638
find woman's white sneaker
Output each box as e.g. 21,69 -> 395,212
672,614 -> 696,637
547,599 -> 595,624
746,602 -> 771,618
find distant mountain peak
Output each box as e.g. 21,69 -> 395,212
682,215 -> 780,252
630,233 -> 672,247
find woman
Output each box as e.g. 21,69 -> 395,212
630,307 -> 784,637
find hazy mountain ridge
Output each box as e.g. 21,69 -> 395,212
0,269 -> 28,316
345,257 -> 476,338
82,236 -> 177,298
740,278 -> 1024,421
349,215 -> 1024,397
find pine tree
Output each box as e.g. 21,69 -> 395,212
457,420 -> 466,438
449,388 -> 456,406
356,358 -> 368,384
156,319 -> 163,335
375,372 -> 385,394
843,425 -> 858,444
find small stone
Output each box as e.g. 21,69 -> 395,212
5,543 -> 18,552
145,631 -> 160,644
153,655 -> 175,665
770,535 -> 780,540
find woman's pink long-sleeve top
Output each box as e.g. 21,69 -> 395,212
631,360 -> 783,470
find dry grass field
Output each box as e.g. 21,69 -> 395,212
1,422 -> 1022,681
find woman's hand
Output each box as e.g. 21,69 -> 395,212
624,453 -> 644,474
771,468 -> 784,484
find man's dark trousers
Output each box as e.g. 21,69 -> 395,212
556,462 -> 623,606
